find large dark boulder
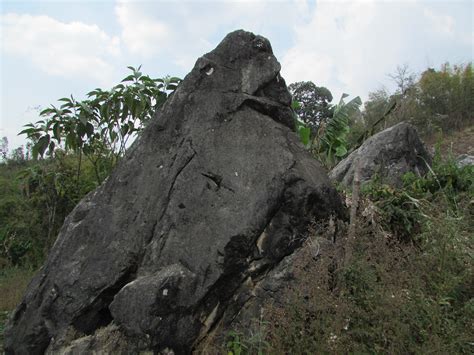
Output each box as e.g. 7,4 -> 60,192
330,122 -> 432,187
5,30 -> 344,354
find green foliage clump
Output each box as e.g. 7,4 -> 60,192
1,66 -> 180,267
289,81 -> 334,131
316,94 -> 362,167
364,151 -> 473,243
225,319 -> 269,355
0,154 -> 98,266
20,66 -> 180,184
294,93 -> 362,169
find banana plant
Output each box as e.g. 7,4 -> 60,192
316,93 -> 362,168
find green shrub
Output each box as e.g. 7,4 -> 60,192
0,154 -> 98,267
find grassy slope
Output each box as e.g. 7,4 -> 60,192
425,125 -> 474,157
0,268 -> 36,350
1,126 -> 473,353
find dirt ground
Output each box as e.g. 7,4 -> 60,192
424,125 -> 474,157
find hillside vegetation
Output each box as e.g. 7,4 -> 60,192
1,62 -> 473,352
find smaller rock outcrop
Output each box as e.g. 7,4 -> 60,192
330,122 -> 431,187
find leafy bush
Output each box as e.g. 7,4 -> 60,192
0,153 -> 98,266
20,66 -> 180,184
0,67 -> 180,267
364,152 -> 473,243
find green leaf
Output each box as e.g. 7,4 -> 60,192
36,134 -> 50,158
298,125 -> 311,148
77,123 -> 87,138
291,100 -> 301,110
121,106 -> 129,122
52,122 -> 62,142
40,108 -> 54,116
79,113 -> 88,126
335,145 -> 348,157
121,75 -> 135,82
32,145 -> 39,160
121,123 -> 129,136
109,130 -> 117,142
168,76 -> 181,83
86,122 -> 95,137
140,76 -> 153,83
100,104 -> 108,121
66,132 -> 77,151
18,128 -> 37,136
48,141 -> 56,155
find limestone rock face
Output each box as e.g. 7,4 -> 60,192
5,30 -> 344,354
330,122 -> 432,187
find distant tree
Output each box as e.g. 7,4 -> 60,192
387,64 -> 418,124
362,88 -> 391,128
10,146 -> 25,162
388,64 -> 416,96
360,62 -> 473,138
289,81 -> 334,131
0,137 -> 8,160
418,62 -> 473,131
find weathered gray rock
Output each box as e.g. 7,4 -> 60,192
5,30 -> 344,354
330,122 -> 432,187
456,154 -> 474,168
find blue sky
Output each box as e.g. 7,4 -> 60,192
1,0 -> 473,150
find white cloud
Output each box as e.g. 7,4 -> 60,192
423,8 -> 454,36
113,0 -> 311,72
0,13 -> 121,85
115,1 -> 170,57
280,0 -> 473,102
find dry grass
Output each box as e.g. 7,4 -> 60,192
261,179 -> 474,354
0,267 -> 36,350
0,267 -> 35,311
425,125 -> 474,157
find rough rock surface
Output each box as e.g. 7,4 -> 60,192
456,154 -> 474,168
330,122 -> 432,187
5,30 -> 344,354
